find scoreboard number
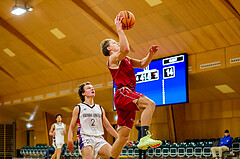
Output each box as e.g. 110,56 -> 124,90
135,66 -> 159,83
163,66 -> 175,79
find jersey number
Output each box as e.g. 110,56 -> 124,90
91,119 -> 95,126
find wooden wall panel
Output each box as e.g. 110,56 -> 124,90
151,106 -> 168,123
232,118 -> 240,137
72,78 -> 86,93
44,85 -> 59,99
196,49 -> 225,72
233,99 -> 240,117
174,98 -> 240,143
58,81 -> 72,96
30,118 -> 47,146
222,118 -> 232,134
150,123 -> 169,140
173,104 -> 185,143
185,103 -> 201,121
16,120 -> 27,149
44,112 -> 55,146
226,45 -> 240,67
222,100 -> 232,118
0,110 -> 14,123
31,88 -> 44,101
211,101 -> 222,119
201,102 -> 211,120
188,54 -> 196,73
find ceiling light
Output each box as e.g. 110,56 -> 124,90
50,28 -> 66,39
28,8 -> 33,12
11,6 -> 26,15
3,48 -> 16,57
11,0 -> 33,16
61,107 -> 72,113
145,0 -> 163,7
215,84 -> 235,93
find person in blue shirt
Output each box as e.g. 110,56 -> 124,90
211,130 -> 232,159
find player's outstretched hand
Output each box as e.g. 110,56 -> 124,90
115,14 -> 123,31
66,141 -> 74,154
149,45 -> 159,55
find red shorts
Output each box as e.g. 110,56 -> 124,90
114,87 -> 144,129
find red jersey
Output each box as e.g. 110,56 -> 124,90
108,57 -> 136,90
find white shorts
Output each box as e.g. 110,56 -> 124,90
79,134 -> 108,159
53,142 -> 63,149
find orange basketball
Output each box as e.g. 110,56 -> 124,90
118,11 -> 135,30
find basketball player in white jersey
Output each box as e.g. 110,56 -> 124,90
49,114 -> 66,159
67,82 -> 119,159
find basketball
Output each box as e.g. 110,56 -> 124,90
118,11 -> 135,30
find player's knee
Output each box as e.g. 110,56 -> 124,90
147,99 -> 155,110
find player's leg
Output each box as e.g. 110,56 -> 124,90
51,149 -> 56,159
82,146 -> 94,159
135,96 -> 162,150
111,127 -> 130,158
134,96 -> 155,127
56,148 -> 61,159
97,143 -> 112,158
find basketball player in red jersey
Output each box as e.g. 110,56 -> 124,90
100,15 -> 162,159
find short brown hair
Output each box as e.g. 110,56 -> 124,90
55,113 -> 62,119
100,39 -> 112,56
78,82 -> 91,102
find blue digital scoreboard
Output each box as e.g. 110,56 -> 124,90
113,53 -> 188,110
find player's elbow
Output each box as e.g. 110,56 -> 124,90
140,61 -> 147,69
121,47 -> 130,54
125,48 -> 130,53
140,65 -> 147,69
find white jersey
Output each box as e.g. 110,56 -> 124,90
54,122 -> 65,144
78,103 -> 104,136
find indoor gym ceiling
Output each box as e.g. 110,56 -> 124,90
0,0 -> 240,120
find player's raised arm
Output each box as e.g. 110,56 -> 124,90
110,15 -> 130,63
117,15 -> 130,55
130,45 -> 159,69
66,106 -> 79,153
101,107 -> 118,139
